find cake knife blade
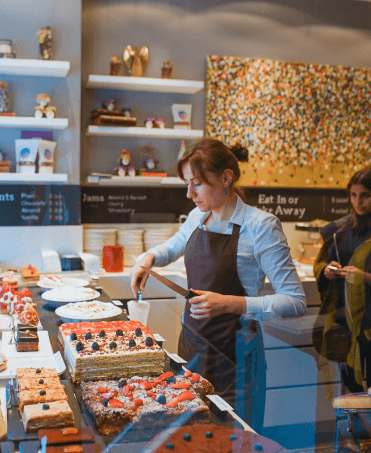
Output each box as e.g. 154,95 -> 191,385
140,267 -> 198,299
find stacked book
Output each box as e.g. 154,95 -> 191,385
90,109 -> 137,127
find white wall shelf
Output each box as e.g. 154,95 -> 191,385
0,59 -> 70,77
0,173 -> 68,182
0,117 -> 69,130
86,126 -> 203,139
86,75 -> 204,94
86,175 -> 185,186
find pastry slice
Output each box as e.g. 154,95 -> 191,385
19,387 -> 68,414
22,400 -> 74,432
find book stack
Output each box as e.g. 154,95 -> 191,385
91,109 -> 137,127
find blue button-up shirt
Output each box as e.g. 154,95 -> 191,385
148,195 -> 306,320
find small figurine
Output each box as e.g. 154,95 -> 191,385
110,55 -> 121,76
34,93 -> 57,118
0,81 -> 10,113
162,60 -> 173,79
128,165 -> 136,177
123,45 -> 149,77
114,149 -> 131,176
102,99 -> 116,111
121,108 -> 133,118
143,157 -> 158,171
144,117 -> 166,129
0,39 -> 16,58
37,26 -> 52,60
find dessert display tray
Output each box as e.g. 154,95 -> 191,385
37,277 -> 90,291
55,301 -> 122,323
41,288 -> 100,309
7,380 -> 87,442
2,331 -> 53,358
0,352 -> 66,379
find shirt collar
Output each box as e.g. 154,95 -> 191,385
198,194 -> 246,227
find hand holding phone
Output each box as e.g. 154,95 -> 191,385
326,265 -> 339,271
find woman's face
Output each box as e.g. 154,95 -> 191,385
350,184 -> 371,216
182,162 -> 226,213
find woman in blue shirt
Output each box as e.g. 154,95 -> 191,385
131,138 -> 306,420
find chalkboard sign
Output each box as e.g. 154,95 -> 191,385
0,184 -> 80,227
81,185 -> 350,224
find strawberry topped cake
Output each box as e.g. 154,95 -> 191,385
80,371 -> 214,435
62,321 -> 165,382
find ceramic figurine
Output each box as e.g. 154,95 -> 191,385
34,93 -> 57,118
121,108 -> 133,118
123,45 -> 149,77
144,117 -> 166,129
37,26 -> 52,60
114,149 -> 131,176
110,55 -> 121,76
102,99 -> 116,111
0,81 -> 10,113
154,118 -> 166,129
128,165 -> 136,177
144,157 -> 158,170
162,60 -> 173,79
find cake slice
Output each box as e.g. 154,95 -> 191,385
38,427 -> 95,445
18,377 -> 63,392
17,367 -> 59,380
16,329 -> 39,352
22,400 -> 74,432
19,387 -> 68,414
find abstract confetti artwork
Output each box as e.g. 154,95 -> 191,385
206,55 -> 371,188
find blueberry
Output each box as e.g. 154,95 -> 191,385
206,431 -> 213,438
76,341 -> 84,352
42,404 -> 50,410
157,395 -> 166,405
230,434 -> 238,441
85,332 -> 92,340
36,368 -> 41,374
129,339 -> 136,348
38,379 -> 44,384
145,337 -> 154,347
109,341 -> 117,350
116,329 -> 123,336
118,379 -> 127,388
183,433 -> 191,441
102,399 -> 109,407
40,390 -> 46,396
253,444 -> 264,452
99,330 -> 106,338
166,443 -> 174,449
166,376 -> 176,384
70,332 -> 77,341
91,342 -> 99,351
135,328 -> 142,337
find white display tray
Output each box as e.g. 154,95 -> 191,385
37,277 -> 90,290
0,314 -> 43,332
2,330 -> 53,358
41,287 -> 100,303
0,351 -> 65,379
55,302 -> 122,323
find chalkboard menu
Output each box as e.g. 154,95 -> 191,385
0,184 -> 80,226
81,185 -> 350,224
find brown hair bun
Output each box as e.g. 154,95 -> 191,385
230,143 -> 248,163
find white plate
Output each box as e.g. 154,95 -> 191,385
0,313 -> 43,332
41,287 -> 100,303
2,330 -> 53,358
37,277 -> 90,290
0,351 -> 65,379
55,301 -> 122,323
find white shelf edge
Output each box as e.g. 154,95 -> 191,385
86,75 -> 204,93
0,173 -> 68,182
0,117 -> 69,130
86,126 -> 203,139
86,176 -> 186,187
0,59 -> 70,77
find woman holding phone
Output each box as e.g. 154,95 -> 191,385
314,167 -> 371,391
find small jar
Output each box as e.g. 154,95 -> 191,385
161,60 -> 173,79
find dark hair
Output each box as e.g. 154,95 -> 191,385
176,139 -> 248,201
345,167 -> 371,227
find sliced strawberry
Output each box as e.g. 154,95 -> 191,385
153,379 -> 162,386
177,391 -> 196,402
166,397 -> 179,408
170,382 -> 190,389
122,385 -> 131,397
97,387 -> 110,393
135,399 -> 143,407
147,391 -> 156,397
159,371 -> 173,381
191,373 -> 200,383
183,370 -> 192,377
109,398 -> 125,408
101,390 -> 117,399
140,381 -> 152,390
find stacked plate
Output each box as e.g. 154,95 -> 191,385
144,226 -> 175,251
116,229 -> 144,267
83,228 -> 117,264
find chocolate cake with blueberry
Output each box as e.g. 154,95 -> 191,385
80,371 -> 214,435
63,321 -> 165,382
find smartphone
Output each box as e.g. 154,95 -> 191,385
326,265 -> 339,271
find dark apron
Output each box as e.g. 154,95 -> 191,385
178,223 -> 260,406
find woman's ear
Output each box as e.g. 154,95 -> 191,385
223,169 -> 234,187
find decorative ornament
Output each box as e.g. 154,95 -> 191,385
110,55 -> 121,76
114,149 -> 131,176
37,26 -> 52,60
123,45 -> 149,77
102,99 -> 116,111
34,93 -> 56,118
161,60 -> 173,79
0,81 -> 10,113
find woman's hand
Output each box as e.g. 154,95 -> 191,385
189,289 -> 246,319
337,265 -> 365,284
324,261 -> 343,280
130,253 -> 155,298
